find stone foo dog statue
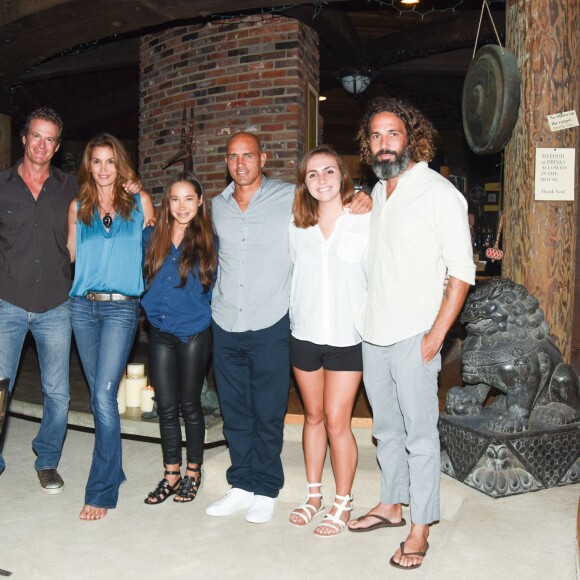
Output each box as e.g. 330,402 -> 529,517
446,278 -> 580,433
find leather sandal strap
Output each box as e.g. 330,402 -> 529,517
164,470 -> 181,476
332,494 -> 353,513
148,476 -> 179,498
306,482 -> 322,499
176,473 -> 201,500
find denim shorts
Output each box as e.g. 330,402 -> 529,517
290,336 -> 362,372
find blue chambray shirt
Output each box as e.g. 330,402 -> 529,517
141,226 -> 213,341
211,176 -> 294,332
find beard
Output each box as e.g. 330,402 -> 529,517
371,147 -> 412,180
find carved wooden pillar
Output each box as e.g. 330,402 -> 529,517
503,0 -> 579,365
0,114 -> 10,170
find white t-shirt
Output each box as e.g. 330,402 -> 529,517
356,162 -> 476,346
289,210 -> 370,347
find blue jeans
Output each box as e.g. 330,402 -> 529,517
70,297 -> 139,508
0,298 -> 71,475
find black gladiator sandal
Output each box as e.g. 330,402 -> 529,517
144,469 -> 182,505
174,465 -> 202,503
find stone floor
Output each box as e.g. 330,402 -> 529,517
1,330 -> 578,579
0,416 -> 578,580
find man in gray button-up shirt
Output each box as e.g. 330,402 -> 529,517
207,132 -> 294,524
207,132 -> 371,524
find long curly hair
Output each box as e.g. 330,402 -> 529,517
293,145 -> 355,229
357,97 -> 436,165
77,133 -> 138,225
144,173 -> 216,293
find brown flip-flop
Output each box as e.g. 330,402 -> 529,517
389,541 -> 429,570
347,513 -> 406,533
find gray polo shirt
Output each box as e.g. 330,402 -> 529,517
211,176 -> 294,333
0,162 -> 78,313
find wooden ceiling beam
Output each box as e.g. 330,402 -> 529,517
364,11 -> 505,68
282,5 -> 364,68
0,0 -> 351,88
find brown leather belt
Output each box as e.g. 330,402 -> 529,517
85,292 -> 139,302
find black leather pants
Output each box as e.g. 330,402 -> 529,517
148,325 -> 212,465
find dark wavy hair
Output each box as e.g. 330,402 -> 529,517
357,97 -> 436,165
21,107 -> 64,143
292,145 -> 355,229
144,172 -> 216,292
77,133 -> 138,225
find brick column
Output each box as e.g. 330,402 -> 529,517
139,16 -> 319,202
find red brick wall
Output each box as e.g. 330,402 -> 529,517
139,16 -> 319,202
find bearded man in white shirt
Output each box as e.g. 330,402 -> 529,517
348,97 -> 475,571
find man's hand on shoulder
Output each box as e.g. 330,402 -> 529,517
345,190 -> 372,214
123,180 -> 142,195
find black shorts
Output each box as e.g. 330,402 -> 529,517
290,336 -> 363,372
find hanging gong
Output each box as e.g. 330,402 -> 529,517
462,45 -> 521,154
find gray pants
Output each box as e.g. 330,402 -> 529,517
363,332 -> 441,525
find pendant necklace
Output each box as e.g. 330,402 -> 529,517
99,199 -> 114,229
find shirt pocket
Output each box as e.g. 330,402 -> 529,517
0,202 -> 27,231
336,232 -> 367,264
49,205 -> 68,234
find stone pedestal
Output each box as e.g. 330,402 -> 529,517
439,411 -> 580,498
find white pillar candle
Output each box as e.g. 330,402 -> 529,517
126,376 -> 147,407
140,386 -> 155,413
117,375 -> 127,414
127,363 -> 145,378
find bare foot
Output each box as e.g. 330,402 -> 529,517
347,502 -> 404,530
79,504 -> 108,520
390,523 -> 429,569
289,497 -> 323,526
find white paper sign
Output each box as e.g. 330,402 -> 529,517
547,110 -> 579,132
535,148 -> 575,201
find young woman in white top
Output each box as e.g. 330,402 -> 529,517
288,145 -> 370,536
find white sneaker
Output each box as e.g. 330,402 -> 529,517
206,488 -> 254,517
245,495 -> 277,524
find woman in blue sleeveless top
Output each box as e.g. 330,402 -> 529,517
67,133 -> 154,521
141,173 -> 216,506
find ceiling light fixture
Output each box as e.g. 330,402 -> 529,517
340,73 -> 372,96
401,0 -> 420,5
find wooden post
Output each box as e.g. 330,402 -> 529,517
503,0 -> 580,365
0,114 -> 10,171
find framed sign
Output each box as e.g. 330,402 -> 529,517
534,148 -> 575,201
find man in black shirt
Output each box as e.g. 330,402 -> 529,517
0,108 -> 77,493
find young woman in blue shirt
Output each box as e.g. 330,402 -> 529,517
141,172 -> 216,505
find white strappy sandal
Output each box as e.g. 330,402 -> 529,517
289,482 -> 324,527
314,493 -> 353,537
